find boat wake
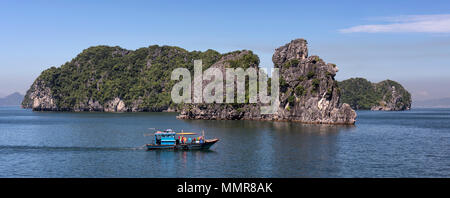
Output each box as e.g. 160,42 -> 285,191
0,145 -> 147,152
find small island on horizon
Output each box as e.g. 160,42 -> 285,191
339,78 -> 411,111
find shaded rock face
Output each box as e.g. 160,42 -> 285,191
371,82 -> 412,111
178,39 -> 357,124
23,79 -> 129,112
177,50 -> 263,120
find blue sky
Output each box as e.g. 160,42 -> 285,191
1,0 -> 449,101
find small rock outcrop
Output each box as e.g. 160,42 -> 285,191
339,78 -> 411,111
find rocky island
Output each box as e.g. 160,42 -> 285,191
22,38 -> 357,124
178,39 -> 357,124
22,45 -> 225,112
339,78 -> 411,111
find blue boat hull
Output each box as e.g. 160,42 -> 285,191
146,139 -> 219,150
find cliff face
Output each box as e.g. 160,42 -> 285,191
339,78 -> 411,111
371,80 -> 412,111
178,39 -> 357,124
177,50 -> 263,120
22,79 -> 58,110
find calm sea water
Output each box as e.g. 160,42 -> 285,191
0,106 -> 448,177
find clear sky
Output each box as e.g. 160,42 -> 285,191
1,0 -> 449,101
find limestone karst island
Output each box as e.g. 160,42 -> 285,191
22,38 -> 412,125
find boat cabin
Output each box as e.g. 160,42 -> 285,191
154,129 -> 176,145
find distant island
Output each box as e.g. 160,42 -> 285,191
338,78 -> 411,111
22,38 -> 357,124
0,92 -> 24,106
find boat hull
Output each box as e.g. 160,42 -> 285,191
146,139 -> 219,150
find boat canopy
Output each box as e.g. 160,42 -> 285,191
154,131 -> 176,135
152,129 -> 198,136
176,132 -> 197,135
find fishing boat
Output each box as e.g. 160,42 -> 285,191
146,129 -> 219,150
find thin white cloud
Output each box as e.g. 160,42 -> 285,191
340,14 -> 450,33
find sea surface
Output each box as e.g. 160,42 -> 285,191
0,106 -> 448,177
